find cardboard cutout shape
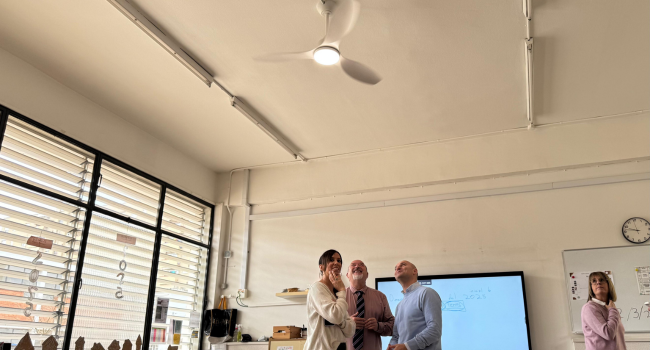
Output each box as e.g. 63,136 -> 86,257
42,336 -> 58,350
75,337 -> 85,350
15,333 -> 34,350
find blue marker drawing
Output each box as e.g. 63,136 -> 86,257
442,300 -> 466,312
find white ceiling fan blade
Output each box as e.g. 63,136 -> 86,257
254,50 -> 313,62
323,0 -> 360,45
340,56 -> 382,85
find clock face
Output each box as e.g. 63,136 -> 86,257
622,217 -> 650,244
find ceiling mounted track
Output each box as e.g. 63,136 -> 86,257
107,0 -> 306,161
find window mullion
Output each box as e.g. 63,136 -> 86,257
142,186 -> 167,350
198,206 -> 216,350
62,154 -> 104,350
93,206 -> 159,232
0,174 -> 89,209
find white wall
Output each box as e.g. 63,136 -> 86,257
0,47 -> 217,202
215,114 -> 650,350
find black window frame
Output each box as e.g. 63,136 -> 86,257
0,104 -> 215,350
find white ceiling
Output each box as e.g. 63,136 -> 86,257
0,0 -> 647,172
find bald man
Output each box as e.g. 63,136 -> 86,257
345,260 -> 394,350
387,261 -> 442,350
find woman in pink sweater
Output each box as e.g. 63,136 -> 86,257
581,271 -> 626,350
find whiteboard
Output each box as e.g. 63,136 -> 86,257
563,245 -> 650,333
377,272 -> 531,350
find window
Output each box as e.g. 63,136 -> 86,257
161,191 -> 211,245
152,236 -> 209,350
95,162 -> 161,226
0,181 -> 86,344
0,107 -> 214,350
0,117 -> 94,202
70,213 -> 156,344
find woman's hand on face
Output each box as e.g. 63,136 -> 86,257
329,271 -> 346,291
606,300 -> 616,310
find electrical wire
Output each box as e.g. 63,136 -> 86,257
236,290 -> 248,307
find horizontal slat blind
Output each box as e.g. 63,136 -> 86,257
0,117 -> 94,202
153,188 -> 210,350
95,161 -> 160,227
0,111 -> 214,350
151,235 -> 207,350
0,180 -> 85,346
161,191 -> 210,245
71,212 -> 155,348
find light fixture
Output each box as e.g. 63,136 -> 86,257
107,0 -> 307,161
108,0 -> 213,87
231,97 -> 306,161
313,46 -> 340,65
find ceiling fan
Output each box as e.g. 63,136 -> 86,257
256,0 -> 382,85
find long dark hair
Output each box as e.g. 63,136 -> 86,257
318,249 -> 342,277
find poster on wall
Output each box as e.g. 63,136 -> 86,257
569,271 -> 614,300
635,266 -> 650,295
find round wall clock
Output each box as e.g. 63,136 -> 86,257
622,217 -> 650,244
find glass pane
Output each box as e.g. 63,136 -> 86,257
161,191 -> 211,244
95,162 -> 161,227
149,235 -> 207,350
0,180 -> 86,346
70,213 -> 155,348
0,117 -> 94,202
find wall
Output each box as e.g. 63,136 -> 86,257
215,113 -> 650,350
0,47 -> 217,202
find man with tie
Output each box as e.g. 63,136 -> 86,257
345,260 -> 395,350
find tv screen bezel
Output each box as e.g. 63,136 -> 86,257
375,270 -> 532,350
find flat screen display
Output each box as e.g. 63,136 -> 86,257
376,271 -> 531,350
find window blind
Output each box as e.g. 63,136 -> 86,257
150,236 -> 207,350
161,191 -> 211,245
95,161 -> 160,227
153,193 -> 210,350
0,180 -> 86,345
70,212 -> 155,347
0,117 -> 94,202
0,109 -> 214,350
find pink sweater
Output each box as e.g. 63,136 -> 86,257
581,301 -> 626,350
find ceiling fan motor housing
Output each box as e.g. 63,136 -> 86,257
317,0 -> 338,16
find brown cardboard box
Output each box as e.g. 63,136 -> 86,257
272,326 -> 301,340
268,338 -> 306,350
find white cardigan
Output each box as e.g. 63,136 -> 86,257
304,281 -> 356,350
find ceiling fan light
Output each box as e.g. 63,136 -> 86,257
313,47 -> 340,65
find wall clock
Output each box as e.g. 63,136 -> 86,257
622,217 -> 650,244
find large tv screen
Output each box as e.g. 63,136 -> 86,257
376,271 -> 531,350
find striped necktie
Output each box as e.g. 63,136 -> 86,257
353,290 -> 365,350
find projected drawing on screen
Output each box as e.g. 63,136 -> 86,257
377,271 -> 531,350
441,300 -> 465,312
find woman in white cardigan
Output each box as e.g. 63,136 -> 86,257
304,249 -> 356,350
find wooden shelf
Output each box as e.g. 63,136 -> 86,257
276,291 -> 309,298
